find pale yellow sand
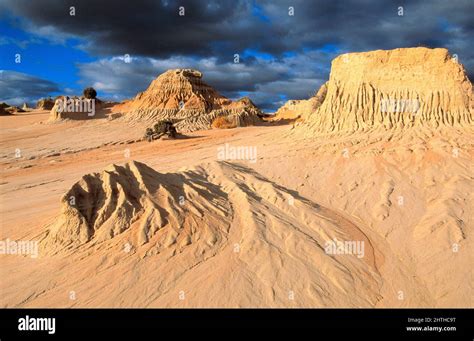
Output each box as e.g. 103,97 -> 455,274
1,109 -> 472,307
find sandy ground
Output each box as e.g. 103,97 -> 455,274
0,110 -> 473,307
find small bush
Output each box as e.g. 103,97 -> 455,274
145,121 -> 177,141
83,87 -> 97,99
211,116 -> 237,129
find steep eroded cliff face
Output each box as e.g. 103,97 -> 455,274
305,48 -> 473,133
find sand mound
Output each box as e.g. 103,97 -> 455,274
1,105 -> 25,115
303,48 -> 473,133
274,82 -> 327,121
36,98 -> 55,110
40,160 -> 384,306
0,102 -> 12,116
124,69 -> 262,132
42,161 -> 232,251
48,96 -> 106,121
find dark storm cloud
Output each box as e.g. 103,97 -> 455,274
2,0 -> 473,64
1,0 -> 268,58
0,70 -> 60,105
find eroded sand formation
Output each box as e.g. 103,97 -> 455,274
0,102 -> 25,115
299,48 -> 473,133
43,161 -> 233,252
0,103 -> 11,116
123,69 -> 263,132
36,98 -> 55,110
48,97 -> 110,121
41,160 -> 384,306
274,82 -> 327,121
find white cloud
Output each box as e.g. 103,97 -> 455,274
0,70 -> 59,106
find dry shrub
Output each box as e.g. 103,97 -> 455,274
211,116 -> 237,129
83,87 -> 97,99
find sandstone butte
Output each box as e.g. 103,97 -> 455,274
120,68 -> 263,132
277,47 -> 473,132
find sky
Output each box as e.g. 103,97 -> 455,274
0,0 -> 473,112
